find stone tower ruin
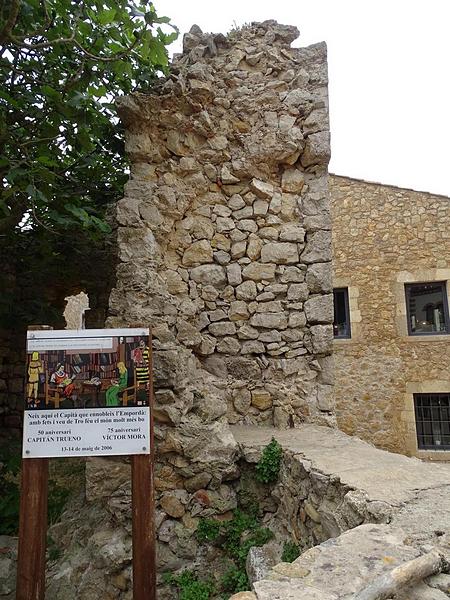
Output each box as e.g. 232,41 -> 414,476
96,18 -> 334,586
110,21 -> 333,431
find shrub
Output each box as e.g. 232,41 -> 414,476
255,438 -> 282,484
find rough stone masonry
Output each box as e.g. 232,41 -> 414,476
3,21 -> 449,600
109,20 -> 334,431
40,19 -> 335,597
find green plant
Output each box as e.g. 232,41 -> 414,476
281,541 -> 301,563
0,0 -> 177,330
0,0 -> 177,237
221,565 -> 248,594
232,526 -> 273,568
255,438 -> 282,484
194,504 -> 275,596
195,518 -> 221,543
196,506 -> 274,589
221,510 -> 273,568
164,570 -> 214,600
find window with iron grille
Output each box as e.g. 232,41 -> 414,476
405,281 -> 450,335
333,288 -> 351,339
414,393 -> 450,450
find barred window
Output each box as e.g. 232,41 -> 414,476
414,393 -> 450,450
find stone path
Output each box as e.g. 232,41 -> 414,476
230,425 -> 450,599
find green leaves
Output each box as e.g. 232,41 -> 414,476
281,541 -> 301,563
0,0 -> 176,327
195,506 -> 274,594
255,438 -> 283,484
0,0 -> 177,238
97,8 -> 117,26
163,571 -> 215,600
195,518 -> 221,543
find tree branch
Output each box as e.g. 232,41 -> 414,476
20,135 -> 59,147
9,32 -> 76,50
73,38 -> 140,62
352,549 -> 444,600
7,30 -> 140,62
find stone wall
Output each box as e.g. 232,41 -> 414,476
237,439 -> 391,552
93,18 -> 335,591
110,21 -> 334,431
331,174 -> 450,457
36,423 -> 450,599
229,425 -> 450,600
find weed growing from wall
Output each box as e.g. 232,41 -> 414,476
166,439 -> 285,597
194,489 -> 274,594
195,518 -> 221,543
255,437 -> 282,484
281,541 -> 301,563
220,564 -> 249,594
163,571 -> 215,600
194,507 -> 273,595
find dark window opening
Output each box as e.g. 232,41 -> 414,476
405,282 -> 449,335
333,288 -> 351,339
414,393 -> 450,450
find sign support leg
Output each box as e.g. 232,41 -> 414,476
17,325 -> 50,600
132,335 -> 155,600
16,458 -> 49,600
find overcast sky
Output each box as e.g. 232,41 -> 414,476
155,0 -> 450,196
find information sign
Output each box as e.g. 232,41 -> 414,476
22,327 -> 151,458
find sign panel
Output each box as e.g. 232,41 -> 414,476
23,328 -> 151,458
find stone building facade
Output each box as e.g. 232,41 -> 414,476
331,175 -> 450,459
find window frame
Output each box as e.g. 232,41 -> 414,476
404,281 -> 450,336
333,287 -> 351,339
